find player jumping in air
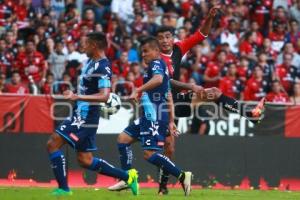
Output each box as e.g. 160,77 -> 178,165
109,6 -> 265,195
46,32 -> 139,196
110,36 -> 193,196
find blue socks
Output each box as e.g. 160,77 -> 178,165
49,151 -> 69,191
87,158 -> 129,181
118,143 -> 133,171
147,153 -> 181,178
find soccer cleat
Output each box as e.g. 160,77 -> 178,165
158,168 -> 169,195
108,180 -> 129,191
158,185 -> 169,195
179,171 -> 193,196
127,169 -> 139,195
51,188 -> 73,196
250,97 -> 266,124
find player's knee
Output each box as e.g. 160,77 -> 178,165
143,150 -> 155,160
77,154 -> 93,168
46,134 -> 59,152
164,143 -> 175,158
117,132 -> 132,144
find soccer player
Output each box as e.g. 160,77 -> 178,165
110,6 -> 265,194
46,32 -> 139,196
110,37 -> 193,196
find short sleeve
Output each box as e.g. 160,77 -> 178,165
97,60 -> 112,89
150,60 -> 164,76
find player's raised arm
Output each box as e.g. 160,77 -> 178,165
176,5 -> 221,55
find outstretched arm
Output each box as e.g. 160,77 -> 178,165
129,74 -> 163,101
200,6 -> 221,36
170,79 -> 204,94
63,88 -> 111,102
176,6 -> 221,55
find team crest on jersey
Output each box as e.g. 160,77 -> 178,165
152,64 -> 160,71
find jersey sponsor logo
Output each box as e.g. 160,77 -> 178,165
140,131 -> 150,135
70,133 -> 79,142
157,141 -> 164,146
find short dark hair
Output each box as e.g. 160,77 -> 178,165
86,32 -> 107,50
140,36 -> 159,49
155,26 -> 175,36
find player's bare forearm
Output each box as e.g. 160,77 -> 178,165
167,91 -> 175,122
64,88 -> 110,102
137,74 -> 163,93
200,15 -> 214,36
170,79 -> 194,90
200,6 -> 221,36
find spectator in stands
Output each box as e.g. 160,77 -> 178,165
0,73 -> 5,94
14,40 -> 47,84
266,80 -> 290,103
111,51 -> 130,79
130,62 -> 143,88
250,21 -> 263,47
239,31 -> 258,62
47,40 -> 67,81
220,19 -> 240,54
4,71 -> 29,94
0,38 -> 13,77
275,53 -> 299,94
261,38 -> 278,62
5,30 -> 17,56
268,21 -> 286,52
290,0 -> 300,24
237,56 -> 250,83
285,20 -> 300,48
219,63 -> 243,99
257,52 -> 273,83
290,82 -> 300,104
276,42 -> 300,68
111,0 -> 134,24
41,73 -> 54,94
118,37 -> 139,63
204,62 -> 221,88
131,12 -> 147,37
244,66 -> 268,101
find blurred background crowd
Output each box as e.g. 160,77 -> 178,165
0,0 -> 300,105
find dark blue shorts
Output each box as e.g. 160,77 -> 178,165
124,117 -> 168,151
55,114 -> 99,152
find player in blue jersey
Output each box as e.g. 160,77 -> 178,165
109,37 -> 192,196
46,32 -> 138,196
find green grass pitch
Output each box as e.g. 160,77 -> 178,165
1,187 -> 300,200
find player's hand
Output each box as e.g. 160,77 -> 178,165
63,90 -> 78,100
208,5 -> 222,18
168,121 -> 180,137
128,89 -> 139,102
192,84 -> 204,95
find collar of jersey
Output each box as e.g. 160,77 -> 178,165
160,51 -> 173,57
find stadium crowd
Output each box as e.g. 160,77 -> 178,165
0,0 -> 300,104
